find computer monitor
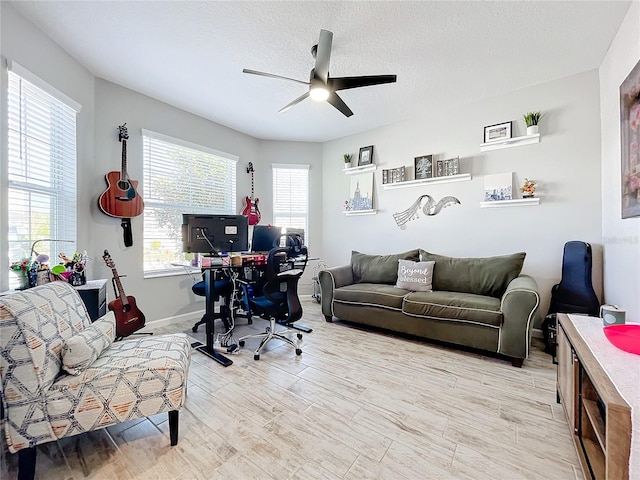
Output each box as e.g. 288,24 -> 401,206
181,214 -> 249,254
251,225 -> 283,253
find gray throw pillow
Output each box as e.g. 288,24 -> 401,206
395,259 -> 435,292
419,250 -> 526,297
61,311 -> 116,375
351,249 -> 420,284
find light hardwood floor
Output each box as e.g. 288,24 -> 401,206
1,298 -> 584,479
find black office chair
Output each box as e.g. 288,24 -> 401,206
191,276 -> 233,332
238,246 -> 308,360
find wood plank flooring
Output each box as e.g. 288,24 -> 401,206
1,298 -> 584,479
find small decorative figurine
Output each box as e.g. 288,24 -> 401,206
520,178 -> 537,198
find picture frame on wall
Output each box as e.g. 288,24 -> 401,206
484,121 -> 512,143
358,145 -> 374,166
414,155 -> 433,179
620,59 -> 640,219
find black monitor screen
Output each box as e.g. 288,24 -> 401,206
182,214 -> 248,254
251,225 -> 283,252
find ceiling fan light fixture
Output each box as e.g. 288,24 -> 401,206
309,86 -> 330,101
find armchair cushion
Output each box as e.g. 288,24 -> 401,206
62,311 -> 116,375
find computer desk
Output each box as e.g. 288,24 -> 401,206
195,253 -> 313,367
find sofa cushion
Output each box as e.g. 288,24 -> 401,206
419,250 -> 525,298
403,291 -> 503,327
396,259 -> 435,292
351,249 -> 420,284
334,283 -> 409,310
62,311 -> 116,375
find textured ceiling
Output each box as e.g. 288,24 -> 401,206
10,1 -> 630,142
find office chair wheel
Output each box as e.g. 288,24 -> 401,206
191,325 -> 198,332
295,348 -> 302,356
254,354 -> 260,361
296,333 -> 303,340
239,340 -> 245,347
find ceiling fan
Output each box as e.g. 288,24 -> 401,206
243,29 -> 397,117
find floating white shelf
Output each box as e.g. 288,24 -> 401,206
343,164 -> 377,174
480,134 -> 540,152
382,173 -> 471,190
480,198 -> 540,208
342,209 -> 377,216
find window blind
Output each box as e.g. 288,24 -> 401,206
142,130 -> 237,275
6,69 -> 78,288
272,164 -> 309,240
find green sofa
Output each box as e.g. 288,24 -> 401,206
319,249 -> 540,366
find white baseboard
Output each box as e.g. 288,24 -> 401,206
139,310 -> 203,332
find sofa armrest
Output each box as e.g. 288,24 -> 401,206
319,265 -> 354,320
499,275 -> 540,361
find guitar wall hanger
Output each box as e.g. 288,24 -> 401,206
98,123 -> 145,247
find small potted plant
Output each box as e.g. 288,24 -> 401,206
520,178 -> 537,198
523,111 -> 542,136
343,153 -> 353,167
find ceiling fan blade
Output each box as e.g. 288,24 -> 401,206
330,75 -> 397,91
243,69 -> 309,86
326,92 -> 353,117
279,91 -> 310,113
314,30 -> 333,83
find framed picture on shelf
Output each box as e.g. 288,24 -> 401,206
484,122 -> 512,143
443,157 -> 459,176
414,155 -> 433,180
484,172 -> 513,201
434,159 -> 445,177
358,145 -> 374,166
382,169 -> 389,184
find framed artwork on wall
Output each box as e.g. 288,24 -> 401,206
358,145 -> 374,166
484,121 -> 512,143
620,59 -> 640,219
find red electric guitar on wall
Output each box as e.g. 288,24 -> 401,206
242,162 -> 261,225
102,250 -> 146,338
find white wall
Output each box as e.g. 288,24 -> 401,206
254,140 -> 323,293
600,1 -> 640,322
322,71 -> 604,324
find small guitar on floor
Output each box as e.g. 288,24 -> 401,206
242,162 -> 261,225
102,250 -> 146,338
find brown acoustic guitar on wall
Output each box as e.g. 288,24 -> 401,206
102,250 -> 146,338
98,124 -> 144,246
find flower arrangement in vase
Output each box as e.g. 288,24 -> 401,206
520,178 -> 537,198
9,258 -> 32,290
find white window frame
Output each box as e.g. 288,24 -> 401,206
272,163 -> 309,247
4,61 -> 79,289
141,130 -> 238,277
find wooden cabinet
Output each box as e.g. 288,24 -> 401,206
557,314 -> 633,480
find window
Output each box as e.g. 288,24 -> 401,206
272,164 -> 309,242
6,64 -> 79,288
142,130 -> 237,275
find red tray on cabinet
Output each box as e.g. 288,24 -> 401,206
603,324 -> 640,355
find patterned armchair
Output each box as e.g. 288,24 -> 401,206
0,282 -> 190,480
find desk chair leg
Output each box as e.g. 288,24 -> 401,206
238,317 -> 303,360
